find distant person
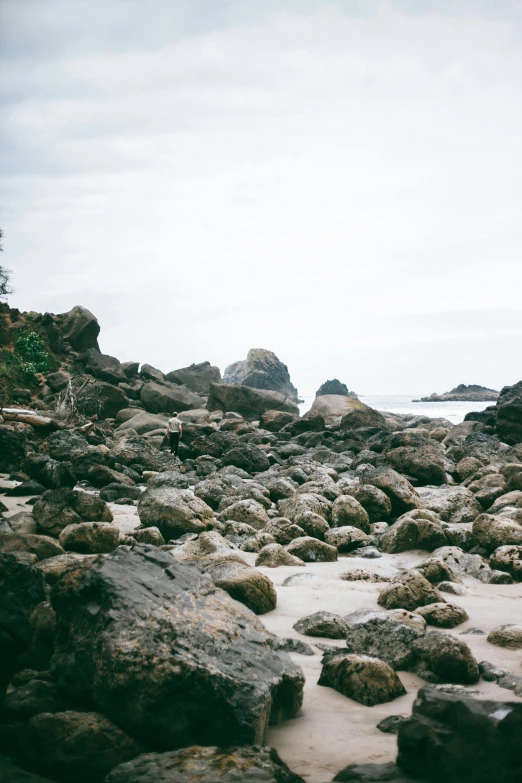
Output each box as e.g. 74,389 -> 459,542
167,412 -> 183,457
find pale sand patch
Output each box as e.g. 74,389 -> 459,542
2,478 -> 521,782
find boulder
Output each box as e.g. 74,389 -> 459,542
27,710 -> 142,783
121,361 -> 139,378
140,364 -> 164,382
259,409 -> 298,432
332,762 -> 415,782
218,499 -> 270,530
429,545 -> 512,584
208,383 -> 299,421
0,425 -> 27,472
60,305 -> 100,352
361,467 -> 422,515
138,487 -> 213,540
255,543 -> 304,567
417,485 -> 482,525
472,512 -> 522,551
26,454 -> 77,490
385,442 -> 449,486
0,552 -> 47,616
0,533 -> 64,561
223,348 -> 298,401
36,552 -> 98,586
285,536 -> 337,562
490,545 -> 522,579
105,745 -> 306,783
311,395 -> 366,426
33,488 -> 113,537
140,381 -> 204,414
165,361 -> 221,395
2,677 -> 67,721
342,484 -> 392,522
83,348 -> 126,385
132,527 -> 165,547
318,653 -> 406,706
380,511 -> 448,554
0,511 -> 37,535
468,473 -> 508,508
494,380 -> 522,444
58,522 -> 120,554
377,571 -> 443,612
293,611 -> 349,639
324,526 -> 371,552
415,602 -> 469,628
284,410 -> 326,436
397,687 -> 522,783
344,608 -> 426,670
87,464 -> 135,488
193,477 -> 235,510
76,380 -> 129,419
203,560 -> 277,614
46,370 -> 71,391
340,405 -> 388,431
330,495 -> 370,532
221,444 -> 271,474
487,624 -> 522,649
115,412 -> 168,435
316,379 -> 357,398
99,483 -> 142,503
50,545 -> 303,747
410,632 -> 479,684
264,518 -> 305,545
278,493 -> 331,525
5,479 -> 46,496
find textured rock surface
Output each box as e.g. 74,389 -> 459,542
50,545 -> 304,748
106,745 -> 306,783
410,632 -> 479,684
138,487 -> 213,540
294,611 -> 349,639
377,571 -> 443,612
318,653 -> 406,706
344,609 -> 426,670
397,687 -> 522,783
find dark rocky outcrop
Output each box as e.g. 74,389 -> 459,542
50,545 -> 304,749
106,745 -> 306,783
397,687 -> 522,783
416,384 -> 499,402
83,348 -> 126,385
165,362 -> 221,395
208,383 -> 299,421
318,652 -> 406,706
60,305 -> 100,352
316,379 -> 358,399
223,349 -> 298,402
140,381 -> 204,414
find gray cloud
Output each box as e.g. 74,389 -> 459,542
1,0 -> 521,395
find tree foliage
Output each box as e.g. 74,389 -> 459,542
0,228 -> 13,301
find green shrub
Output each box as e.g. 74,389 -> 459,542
14,331 -> 54,378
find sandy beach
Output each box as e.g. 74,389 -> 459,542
2,482 -> 521,783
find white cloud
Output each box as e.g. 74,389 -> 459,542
1,0 -> 521,395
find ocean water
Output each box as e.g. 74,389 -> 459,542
299,393 -> 494,425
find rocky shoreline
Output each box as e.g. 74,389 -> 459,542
1,304 -> 522,783
414,384 -> 500,403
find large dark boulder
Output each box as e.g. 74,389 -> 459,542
208,383 -> 299,421
0,426 -> 27,473
138,487 -> 213,540
316,379 -> 358,398
397,687 -> 522,783
140,381 -> 204,414
25,454 -> 76,490
165,362 -> 222,395
340,405 -> 388,432
27,710 -> 143,783
495,380 -> 522,445
223,349 -> 298,402
75,380 -> 129,419
33,488 -> 113,538
106,745 -> 306,783
385,441 -> 450,486
60,306 -> 100,352
50,545 -> 304,749
221,444 -> 271,474
83,348 -> 126,385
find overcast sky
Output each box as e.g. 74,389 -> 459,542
1,0 -> 521,397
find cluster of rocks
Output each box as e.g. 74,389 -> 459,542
1,303 -> 522,781
415,384 -> 500,403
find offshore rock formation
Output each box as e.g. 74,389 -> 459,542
223,348 -> 299,402
416,384 -> 499,402
316,379 -> 358,399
